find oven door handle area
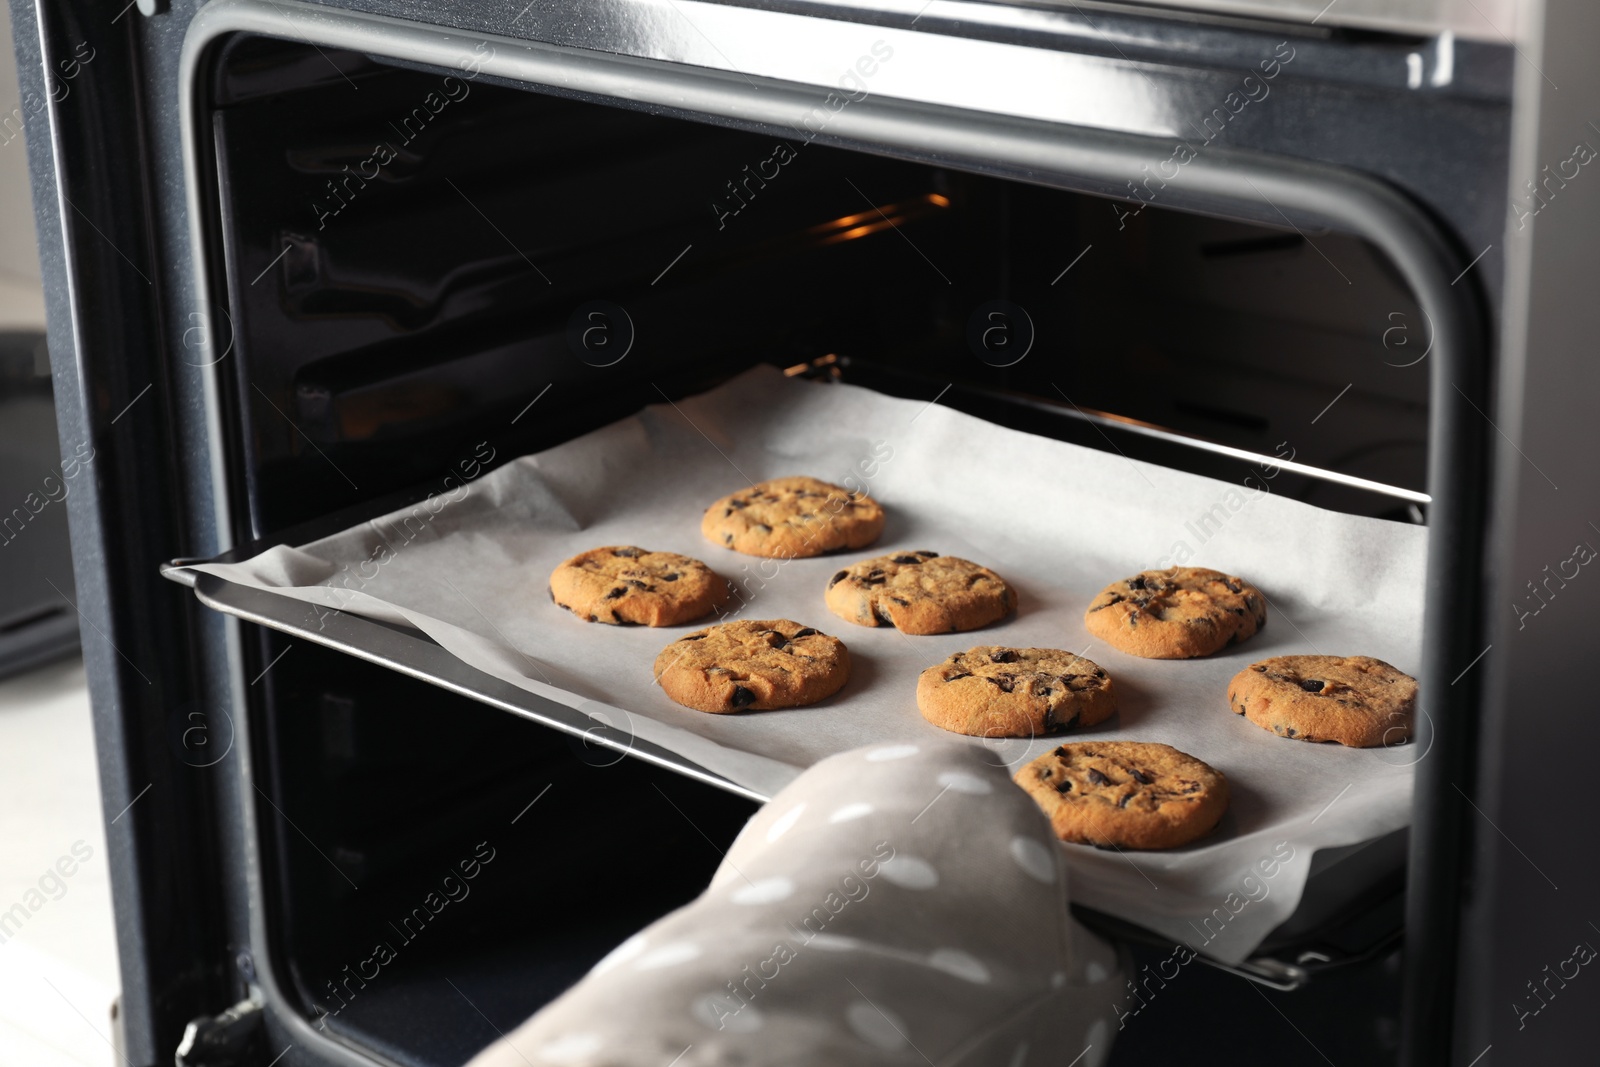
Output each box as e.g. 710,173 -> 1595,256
174,4 -> 1492,1065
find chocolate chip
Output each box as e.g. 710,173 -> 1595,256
1300,679 -> 1325,693
605,587 -> 626,599
1230,607 -> 1245,616
1129,768 -> 1153,785
587,614 -> 598,622
1087,768 -> 1111,786
915,550 -> 939,557
829,571 -> 848,587
875,604 -> 897,626
890,596 -> 910,606
625,579 -> 650,590
984,675 -> 1016,693
1127,576 -> 1148,591
891,555 -> 923,564
730,685 -> 756,708
991,649 -> 1019,663
1286,727 -> 1299,737
1117,794 -> 1132,808
793,627 -> 818,638
1253,665 -> 1267,672
1224,578 -> 1243,594
1055,779 -> 1073,794
1088,594 -> 1125,612
723,533 -> 734,544
1054,746 -> 1071,758
729,499 -> 747,509
944,671 -> 971,682
682,633 -> 706,641
863,575 -> 887,586
1037,687 -> 1053,699
612,548 -> 644,558
1127,610 -> 1139,627
1094,669 -> 1106,678
662,573 -> 680,582
1049,710 -> 1080,732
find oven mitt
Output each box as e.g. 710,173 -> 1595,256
465,740 -> 1124,1067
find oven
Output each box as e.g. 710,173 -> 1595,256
10,0 -> 1598,1064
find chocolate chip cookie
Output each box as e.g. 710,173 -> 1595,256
917,646 -> 1117,738
1084,566 -> 1265,659
824,551 -> 1015,634
1014,741 -> 1230,850
1227,655 -> 1417,747
549,546 -> 729,626
701,476 -> 885,559
653,619 -> 850,714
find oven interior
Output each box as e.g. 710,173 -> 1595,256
212,37 -> 1428,1067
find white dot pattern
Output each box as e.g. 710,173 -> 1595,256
537,1033 -> 602,1063
766,803 -> 806,842
828,802 -> 874,823
928,948 -> 991,984
462,742 -> 1120,1067
846,999 -> 908,1050
937,770 -> 993,795
731,877 -> 795,905
634,942 -> 701,971
590,934 -> 646,976
877,854 -> 939,890
1010,836 -> 1057,884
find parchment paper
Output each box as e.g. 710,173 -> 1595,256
181,367 -> 1425,964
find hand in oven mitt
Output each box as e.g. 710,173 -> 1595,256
466,741 -> 1124,1067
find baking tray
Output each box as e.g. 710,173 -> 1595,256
166,367 -> 1426,967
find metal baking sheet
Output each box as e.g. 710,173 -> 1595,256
170,366 -> 1425,964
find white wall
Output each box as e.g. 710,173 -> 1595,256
0,5 -> 47,332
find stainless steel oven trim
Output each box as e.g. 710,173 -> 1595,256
176,3 -> 1491,1064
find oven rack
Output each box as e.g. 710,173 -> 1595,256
163,369 -> 1411,988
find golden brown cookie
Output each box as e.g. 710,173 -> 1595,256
1014,742 -> 1230,850
1227,655 -> 1417,747
1084,566 -> 1265,659
653,619 -> 850,714
701,476 -> 885,559
917,647 -> 1116,738
549,546 -> 729,626
824,551 -> 1015,634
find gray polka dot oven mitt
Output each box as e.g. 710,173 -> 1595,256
466,741 -> 1125,1067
